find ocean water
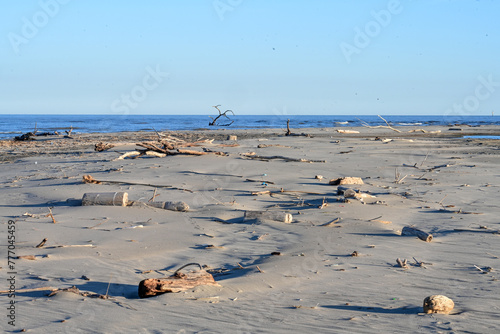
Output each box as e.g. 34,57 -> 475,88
0,114 -> 499,140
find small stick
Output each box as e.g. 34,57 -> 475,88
412,257 -> 427,268
487,252 -> 499,259
149,188 -> 159,202
246,178 -> 275,184
321,217 -> 341,227
438,194 -> 448,206
35,238 -> 47,248
46,208 -> 57,223
256,266 -> 263,273
318,197 -> 328,209
420,151 -> 430,167
51,244 -> 94,248
0,286 -> 56,294
257,233 -> 269,241
151,127 -> 163,141
86,219 -> 107,229
105,274 -> 114,299
473,265 -> 485,273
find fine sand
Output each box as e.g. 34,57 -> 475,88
1,125 -> 500,333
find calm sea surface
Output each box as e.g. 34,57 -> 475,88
0,114 -> 498,139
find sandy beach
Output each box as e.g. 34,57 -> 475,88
1,125 -> 500,333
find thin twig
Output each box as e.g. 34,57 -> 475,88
46,208 -> 57,223
105,274 -> 114,299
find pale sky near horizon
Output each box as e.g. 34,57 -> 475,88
1,0 -> 499,116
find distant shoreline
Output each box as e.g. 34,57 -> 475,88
1,114 -> 499,140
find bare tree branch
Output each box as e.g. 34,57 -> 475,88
209,105 -> 235,126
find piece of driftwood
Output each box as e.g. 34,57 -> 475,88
453,228 -> 500,234
49,285 -> 110,299
35,238 -> 47,248
423,295 -> 454,314
257,144 -> 291,148
95,142 -> 115,152
115,150 -> 167,160
0,286 -> 57,294
243,154 -> 325,163
244,210 -> 293,223
82,192 -> 129,207
330,177 -> 364,185
82,174 -> 193,192
285,119 -> 292,135
402,226 -> 433,242
209,105 -> 234,126
246,178 -> 275,184
321,217 -> 341,226
396,258 -> 408,269
251,190 -> 272,196
46,207 -> 57,223
336,129 -> 359,134
358,115 -> 402,133
143,201 -> 190,212
177,149 -> 207,155
138,263 -> 220,298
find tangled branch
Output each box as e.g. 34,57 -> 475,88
209,105 -> 234,126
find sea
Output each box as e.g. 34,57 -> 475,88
0,114 -> 499,140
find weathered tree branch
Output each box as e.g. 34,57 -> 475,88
209,105 -> 234,126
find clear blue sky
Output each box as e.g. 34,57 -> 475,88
1,0 -> 499,115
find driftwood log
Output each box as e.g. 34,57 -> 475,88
95,142 -> 115,152
244,211 -> 293,223
82,192 -> 129,207
138,263 -> 220,298
142,201 -> 189,212
402,226 -> 433,242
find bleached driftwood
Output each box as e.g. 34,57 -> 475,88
82,192 -> 129,207
336,129 -> 360,134
138,263 -> 220,298
244,211 -> 293,223
243,154 -> 325,163
396,258 -> 408,269
358,115 -> 402,133
402,226 -> 433,242
141,201 -> 189,212
114,150 -> 166,160
329,177 -> 364,185
81,174 -> 193,192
